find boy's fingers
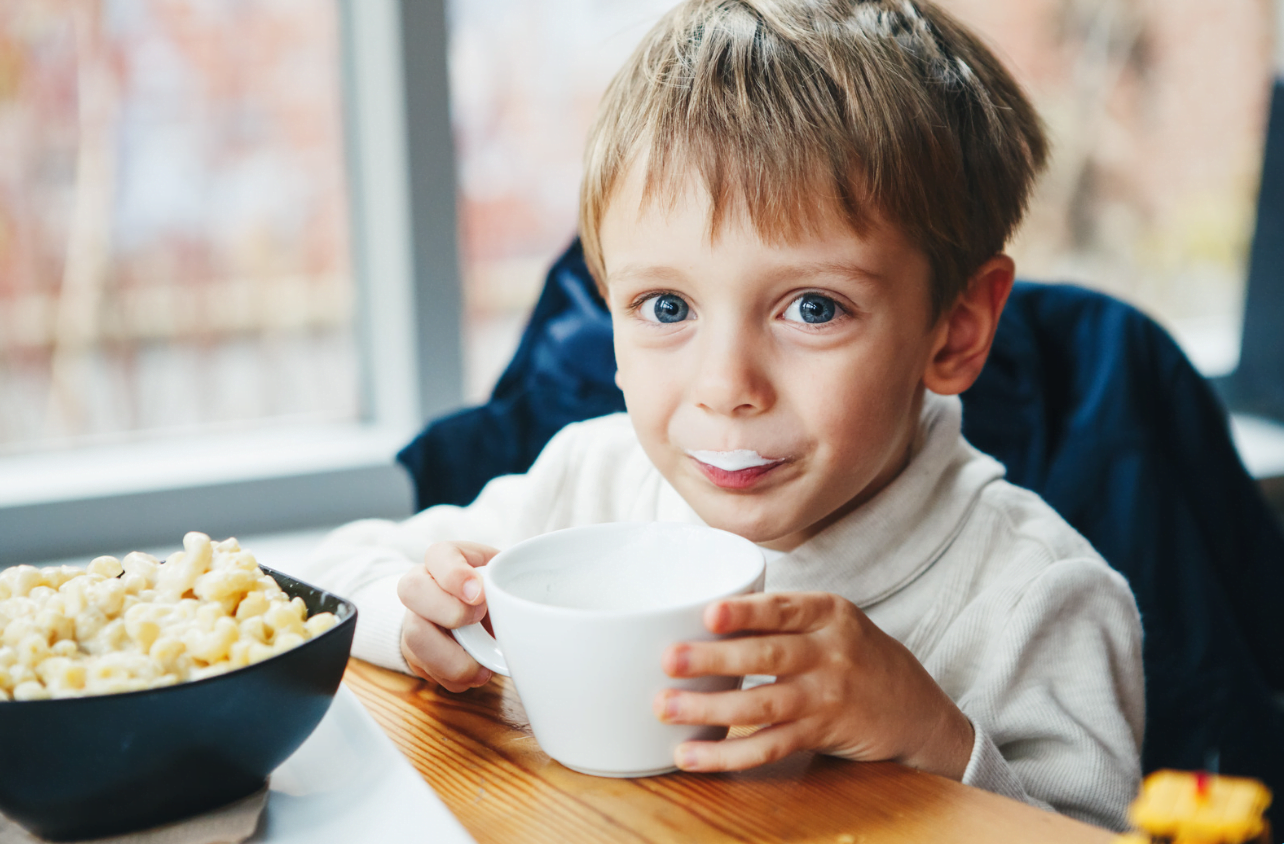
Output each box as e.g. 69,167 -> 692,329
705,592 -> 837,635
674,723 -> 806,772
400,611 -> 493,691
422,541 -> 498,605
397,567 -> 488,629
654,684 -> 807,727
664,634 -> 815,678
402,645 -> 474,693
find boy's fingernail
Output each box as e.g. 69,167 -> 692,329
676,746 -> 699,770
671,644 -> 691,675
462,577 -> 481,602
706,601 -> 729,632
475,668 -> 493,685
655,690 -> 680,722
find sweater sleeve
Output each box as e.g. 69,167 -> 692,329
960,719 -> 1058,814
955,559 -> 1144,832
299,420 -> 589,672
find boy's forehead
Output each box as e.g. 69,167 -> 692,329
600,159 -> 921,284
606,255 -> 896,301
605,155 -> 862,227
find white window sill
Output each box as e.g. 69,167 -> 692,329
0,422 -> 414,508
1230,414 -> 1284,481
0,422 -> 418,567
26,526 -> 335,574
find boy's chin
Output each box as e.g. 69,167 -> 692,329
668,469 -> 816,547
692,503 -> 800,548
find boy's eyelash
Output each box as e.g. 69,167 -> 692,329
784,291 -> 853,318
627,290 -> 682,312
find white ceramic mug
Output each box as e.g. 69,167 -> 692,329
451,522 -> 766,777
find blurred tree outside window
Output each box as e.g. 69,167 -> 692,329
448,0 -> 1274,400
0,0 -> 357,455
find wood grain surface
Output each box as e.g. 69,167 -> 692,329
343,659 -> 1117,844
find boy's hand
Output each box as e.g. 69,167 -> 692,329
655,592 -> 975,779
397,541 -> 498,692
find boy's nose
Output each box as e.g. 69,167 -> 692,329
691,326 -> 774,417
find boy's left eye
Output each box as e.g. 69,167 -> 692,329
782,293 -> 840,325
638,293 -> 691,324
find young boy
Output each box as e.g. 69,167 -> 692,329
306,0 -> 1143,831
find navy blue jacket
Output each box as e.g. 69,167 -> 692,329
398,240 -> 1284,823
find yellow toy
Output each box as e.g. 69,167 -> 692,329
1116,770 -> 1272,844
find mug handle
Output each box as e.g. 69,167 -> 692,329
451,623 -> 511,676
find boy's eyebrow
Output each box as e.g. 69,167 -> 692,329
783,260 -> 889,287
606,259 -> 888,288
605,263 -> 689,287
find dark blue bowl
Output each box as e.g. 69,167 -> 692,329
0,567 -> 356,841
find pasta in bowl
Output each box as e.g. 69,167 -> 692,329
0,533 -> 356,841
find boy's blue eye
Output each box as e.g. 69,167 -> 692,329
783,293 -> 839,324
641,293 -> 690,324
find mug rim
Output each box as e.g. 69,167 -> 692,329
482,522 -> 765,620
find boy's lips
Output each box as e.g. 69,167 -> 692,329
686,449 -> 788,490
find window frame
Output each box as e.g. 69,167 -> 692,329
1216,28 -> 1284,495
0,0 -> 462,566
1218,75 -> 1284,424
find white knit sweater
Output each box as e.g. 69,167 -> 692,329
303,392 -> 1144,831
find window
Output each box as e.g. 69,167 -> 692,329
0,1 -> 357,451
0,0 -> 462,564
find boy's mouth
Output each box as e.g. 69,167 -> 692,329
686,450 -> 786,490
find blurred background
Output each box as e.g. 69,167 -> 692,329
0,0 -> 1275,446
1,0 -> 1281,560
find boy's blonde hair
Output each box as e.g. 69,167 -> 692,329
580,0 -> 1048,319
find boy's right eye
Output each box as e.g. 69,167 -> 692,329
638,293 -> 691,324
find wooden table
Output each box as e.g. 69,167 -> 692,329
343,659 -> 1116,843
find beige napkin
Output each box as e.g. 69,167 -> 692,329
0,787 -> 267,844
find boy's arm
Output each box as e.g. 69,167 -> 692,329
657,556 -> 1143,832
952,559 -> 1145,831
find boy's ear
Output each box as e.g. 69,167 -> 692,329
922,255 -> 1015,396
